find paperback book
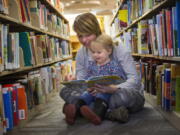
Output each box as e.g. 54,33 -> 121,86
61,75 -> 125,88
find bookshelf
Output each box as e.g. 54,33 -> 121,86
0,0 -> 73,133
111,0 -> 174,38
70,35 -> 81,59
111,0 -> 180,129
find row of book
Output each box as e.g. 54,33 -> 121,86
119,2 -> 180,57
0,60 -> 74,133
0,24 -> 71,72
1,0 -> 69,38
47,0 -> 64,13
111,0 -> 163,36
127,0 -> 164,24
139,61 -> 180,112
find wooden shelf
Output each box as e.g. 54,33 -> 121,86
70,35 -> 81,59
145,92 -> 180,131
40,0 -> 68,23
0,14 -> 69,41
110,0 -> 126,26
132,53 -> 180,62
0,56 -> 72,78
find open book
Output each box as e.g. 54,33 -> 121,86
61,75 -> 125,87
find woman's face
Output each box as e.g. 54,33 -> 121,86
77,34 -> 97,48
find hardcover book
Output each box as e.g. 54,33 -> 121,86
61,75 -> 125,88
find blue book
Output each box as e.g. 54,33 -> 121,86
172,6 -> 178,56
176,0 -> 180,56
2,87 -> 13,131
163,69 -> 171,111
19,32 -> 33,66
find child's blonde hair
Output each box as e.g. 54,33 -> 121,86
90,34 -> 114,52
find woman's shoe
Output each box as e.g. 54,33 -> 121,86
80,105 -> 101,125
64,104 -> 76,125
105,106 -> 129,123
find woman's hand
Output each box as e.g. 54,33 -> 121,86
92,84 -> 119,94
64,74 -> 76,81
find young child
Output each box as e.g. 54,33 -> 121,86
64,34 -> 127,125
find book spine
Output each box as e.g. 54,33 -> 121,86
2,87 -> 13,131
175,76 -> 180,112
163,68 -> 171,111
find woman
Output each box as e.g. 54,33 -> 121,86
60,12 -> 145,125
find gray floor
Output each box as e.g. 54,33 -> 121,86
7,94 -> 180,135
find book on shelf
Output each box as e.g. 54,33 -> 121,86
3,84 -> 19,126
156,65 -> 163,106
155,14 -> 163,56
0,24 -> 4,72
160,9 -> 168,56
148,18 -> 159,56
137,20 -> 149,54
175,76 -> 180,112
172,6 -> 178,56
170,64 -> 180,110
2,86 -> 13,131
118,5 -> 128,28
0,84 -> 6,133
29,0 -> 41,28
22,0 -> 31,24
8,0 -> 21,21
61,75 -> 125,88
15,84 -> 28,120
176,0 -> 180,56
165,9 -> 174,57
0,0 -> 8,14
163,68 -> 171,111
19,32 -> 33,67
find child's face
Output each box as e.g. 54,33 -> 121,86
90,44 -> 112,65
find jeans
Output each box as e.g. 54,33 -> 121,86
79,91 -> 111,105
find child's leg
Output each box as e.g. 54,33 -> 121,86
80,95 -> 109,125
64,92 -> 95,125
79,91 -> 95,105
63,103 -> 77,125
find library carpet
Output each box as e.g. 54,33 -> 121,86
7,93 -> 180,135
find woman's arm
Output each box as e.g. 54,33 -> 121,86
75,47 -> 88,80
114,45 -> 141,90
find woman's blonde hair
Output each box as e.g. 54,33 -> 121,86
73,12 -> 102,36
91,34 -> 114,51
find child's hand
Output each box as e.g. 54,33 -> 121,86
87,87 -> 98,96
65,74 -> 76,81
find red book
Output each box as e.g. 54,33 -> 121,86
19,0 -> 26,23
15,84 -> 28,120
165,9 -> 173,56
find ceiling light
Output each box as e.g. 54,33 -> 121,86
96,10 -> 113,16
65,0 -> 101,9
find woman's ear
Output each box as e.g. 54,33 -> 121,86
108,48 -> 113,55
